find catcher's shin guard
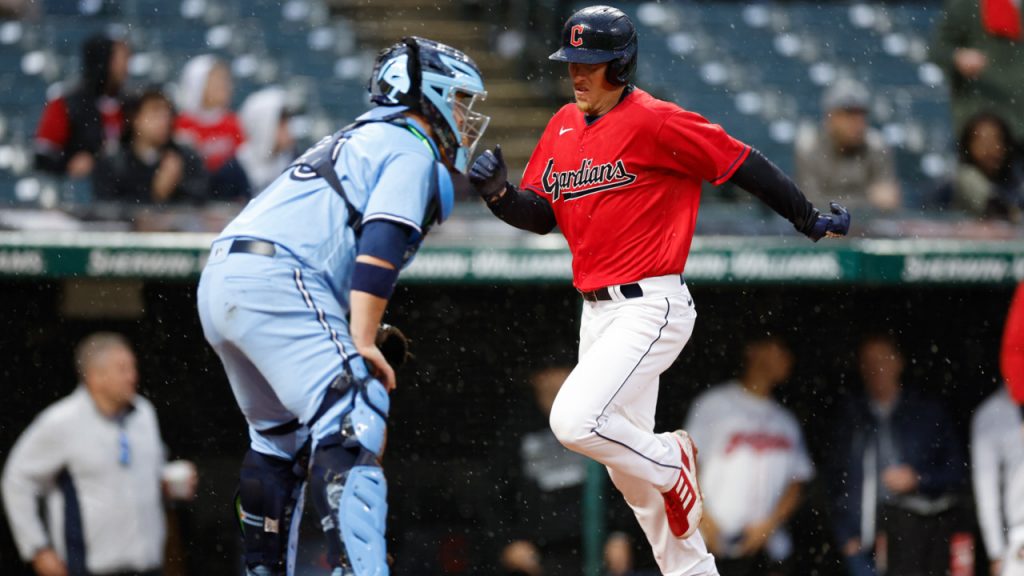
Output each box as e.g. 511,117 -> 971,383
310,377 -> 390,575
237,448 -> 308,576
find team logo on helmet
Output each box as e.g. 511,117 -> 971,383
376,53 -> 411,102
570,24 -> 585,47
540,157 -> 637,202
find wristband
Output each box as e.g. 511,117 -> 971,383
351,261 -> 399,299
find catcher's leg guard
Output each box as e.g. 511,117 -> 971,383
309,378 -> 390,576
237,448 -> 307,576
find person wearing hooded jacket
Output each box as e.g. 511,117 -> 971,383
34,34 -> 129,177
210,86 -> 297,200
173,55 -> 244,175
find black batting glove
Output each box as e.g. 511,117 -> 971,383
469,145 -> 508,200
804,202 -> 851,241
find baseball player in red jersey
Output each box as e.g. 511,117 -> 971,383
1001,283 -> 1024,576
469,6 -> 850,575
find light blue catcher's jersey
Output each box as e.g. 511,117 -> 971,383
217,106 -> 446,305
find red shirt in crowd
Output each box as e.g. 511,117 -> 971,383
1001,282 -> 1024,406
174,113 -> 244,173
35,95 -> 122,157
520,88 -> 750,292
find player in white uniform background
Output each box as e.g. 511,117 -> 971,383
972,387 -> 1024,576
684,336 -> 814,576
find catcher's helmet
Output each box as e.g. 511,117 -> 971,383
369,36 -> 489,172
549,5 -> 638,86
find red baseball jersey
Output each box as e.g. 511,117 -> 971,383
174,112 -> 245,173
1002,282 -> 1024,405
521,88 -> 750,291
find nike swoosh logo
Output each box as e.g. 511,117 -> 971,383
559,127 -> 574,136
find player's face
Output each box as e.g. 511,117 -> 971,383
86,345 -> 139,410
568,62 -> 622,116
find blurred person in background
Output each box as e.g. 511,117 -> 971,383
829,334 -> 966,576
1,332 -> 197,576
34,33 -> 129,178
603,531 -> 656,576
971,385 -> 1024,575
92,88 -> 209,205
1000,283 -> 1024,576
212,86 -> 297,200
684,335 -> 813,576
935,0 -> 1024,142
500,540 -> 544,576
950,111 -> 1024,221
173,55 -> 244,177
795,78 -> 901,214
502,366 -> 588,574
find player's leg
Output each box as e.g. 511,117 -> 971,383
604,376 -> 717,576
199,255 -> 390,575
199,268 -> 311,576
1005,525 -> 1024,576
549,290 -> 697,490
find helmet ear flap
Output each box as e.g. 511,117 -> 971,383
604,33 -> 637,86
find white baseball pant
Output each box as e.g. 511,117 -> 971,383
549,274 -> 718,576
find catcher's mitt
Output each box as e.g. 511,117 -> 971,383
376,323 -> 412,368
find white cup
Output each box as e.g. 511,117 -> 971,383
162,460 -> 197,500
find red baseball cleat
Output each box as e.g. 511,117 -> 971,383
661,430 -> 703,539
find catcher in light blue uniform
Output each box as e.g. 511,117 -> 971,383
196,37 -> 489,576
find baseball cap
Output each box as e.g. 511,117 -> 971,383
822,78 -> 870,112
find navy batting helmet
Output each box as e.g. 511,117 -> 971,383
549,5 -> 638,86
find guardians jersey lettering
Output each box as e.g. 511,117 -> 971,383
541,158 -> 637,201
521,88 -> 749,291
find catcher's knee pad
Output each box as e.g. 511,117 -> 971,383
309,378 -> 390,575
237,449 -> 307,575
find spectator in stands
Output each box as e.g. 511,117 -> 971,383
93,88 -> 209,204
503,366 -> 588,574
935,0 -> 1024,142
1,332 -> 197,576
971,386 -> 1024,575
951,111 -> 1024,220
212,86 -> 297,200
684,335 -> 813,576
34,33 -> 129,177
173,55 -> 244,177
795,79 -> 901,214
829,334 -> 966,576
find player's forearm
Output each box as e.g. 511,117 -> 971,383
728,148 -> 818,233
350,288 -> 389,351
486,183 -> 557,235
766,481 -> 804,529
2,473 -> 53,561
